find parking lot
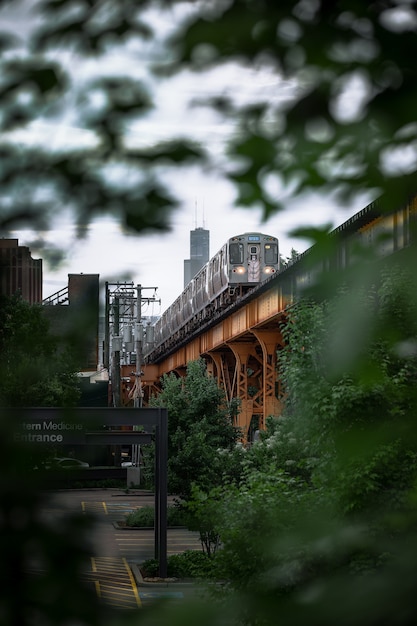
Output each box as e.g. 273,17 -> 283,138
44,489 -> 202,608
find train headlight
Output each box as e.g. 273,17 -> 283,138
233,266 -> 246,274
263,266 -> 276,274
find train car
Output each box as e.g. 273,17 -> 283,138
149,233 -> 279,354
223,232 -> 279,287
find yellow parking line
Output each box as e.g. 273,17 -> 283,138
81,501 -> 108,515
123,558 -> 141,608
88,557 -> 141,609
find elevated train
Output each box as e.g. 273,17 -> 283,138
146,195 -> 417,362
149,232 -> 279,354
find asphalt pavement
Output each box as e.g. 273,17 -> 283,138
44,488 -> 203,609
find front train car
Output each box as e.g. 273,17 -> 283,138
227,232 -> 279,288
149,232 -> 279,357
208,232 -> 279,302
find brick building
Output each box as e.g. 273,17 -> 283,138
0,238 -> 42,303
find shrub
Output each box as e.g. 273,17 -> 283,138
125,505 -> 154,527
140,558 -> 159,577
125,504 -> 188,528
141,550 -> 216,579
167,550 -> 215,578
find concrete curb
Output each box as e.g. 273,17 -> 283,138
111,490 -> 154,497
113,522 -> 189,530
130,563 -> 196,589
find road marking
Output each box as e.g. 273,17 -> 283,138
123,557 -> 142,608
82,500 -> 141,520
81,501 -> 108,515
140,591 -> 184,600
88,557 -> 141,609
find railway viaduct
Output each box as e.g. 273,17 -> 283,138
139,195 -> 416,442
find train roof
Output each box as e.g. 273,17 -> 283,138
228,232 -> 278,238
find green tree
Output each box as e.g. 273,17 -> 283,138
224,268 -> 417,584
279,247 -> 300,269
182,485 -> 224,558
151,265 -> 417,623
148,358 -> 240,498
0,293 -> 81,407
277,267 -> 417,513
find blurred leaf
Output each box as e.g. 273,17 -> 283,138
123,185 -> 178,233
128,140 -> 205,163
35,0 -> 154,52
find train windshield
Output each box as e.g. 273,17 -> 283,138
229,242 -> 244,264
264,243 -> 278,264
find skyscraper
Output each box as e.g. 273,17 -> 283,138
184,226 -> 210,287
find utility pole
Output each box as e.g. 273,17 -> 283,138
105,282 -> 159,407
127,284 -> 159,409
104,281 -> 160,472
104,281 -> 165,560
104,281 -> 110,370
111,295 -> 122,466
130,284 -> 159,470
134,284 -> 144,409
112,296 -> 121,408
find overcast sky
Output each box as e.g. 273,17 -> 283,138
2,0 -> 373,311
14,185 -> 369,312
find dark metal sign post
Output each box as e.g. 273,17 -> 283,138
10,407 -> 168,577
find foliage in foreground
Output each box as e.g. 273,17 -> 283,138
173,266 -> 417,625
2,1 -> 417,240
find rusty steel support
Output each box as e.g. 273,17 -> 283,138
207,350 -> 237,405
204,351 -> 239,427
227,341 -> 258,440
206,353 -> 226,396
174,366 -> 187,378
204,355 -> 217,379
251,329 -> 284,429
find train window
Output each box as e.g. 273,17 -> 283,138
229,242 -> 244,264
264,243 -> 278,264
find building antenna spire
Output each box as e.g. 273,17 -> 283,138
194,199 -> 198,229
202,199 -> 205,229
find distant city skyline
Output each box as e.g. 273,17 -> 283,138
184,226 -> 210,287
11,189 -> 372,314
